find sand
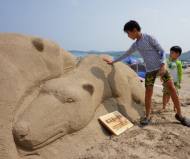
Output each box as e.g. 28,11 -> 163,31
29,68 -> 190,159
0,33 -> 189,159
75,68 -> 190,159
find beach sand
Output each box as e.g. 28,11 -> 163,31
1,33 -> 189,159
76,68 -> 190,159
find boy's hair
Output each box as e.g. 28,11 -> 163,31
123,20 -> 141,32
170,46 -> 182,56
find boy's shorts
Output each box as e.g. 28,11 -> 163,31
163,82 -> 180,95
145,69 -> 171,87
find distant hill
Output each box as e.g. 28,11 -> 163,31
180,50 -> 190,61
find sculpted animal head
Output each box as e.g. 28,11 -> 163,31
13,77 -> 95,150
0,33 -> 77,159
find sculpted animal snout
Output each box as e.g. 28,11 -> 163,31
13,121 -> 30,141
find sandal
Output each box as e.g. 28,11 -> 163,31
140,117 -> 151,126
175,114 -> 190,127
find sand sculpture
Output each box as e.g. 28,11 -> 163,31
0,33 -> 145,159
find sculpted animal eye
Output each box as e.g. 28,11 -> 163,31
66,98 -> 75,103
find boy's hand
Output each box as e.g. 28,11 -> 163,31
102,58 -> 113,65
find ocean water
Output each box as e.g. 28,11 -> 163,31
70,50 -> 146,78
70,50 -> 143,63
70,50 -> 126,59
71,52 -> 89,57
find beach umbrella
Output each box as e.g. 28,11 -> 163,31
121,56 -> 138,64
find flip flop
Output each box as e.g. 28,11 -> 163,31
175,114 -> 190,127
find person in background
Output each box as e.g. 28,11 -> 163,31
162,46 -> 183,111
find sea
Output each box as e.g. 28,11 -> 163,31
70,50 -> 190,77
69,50 -> 142,61
70,50 -> 146,78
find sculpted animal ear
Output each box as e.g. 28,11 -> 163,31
82,84 -> 94,95
32,38 -> 44,52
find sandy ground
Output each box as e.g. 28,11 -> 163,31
77,68 -> 190,159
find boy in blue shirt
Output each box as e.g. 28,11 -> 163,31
104,20 -> 190,127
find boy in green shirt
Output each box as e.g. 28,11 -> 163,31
162,46 -> 183,111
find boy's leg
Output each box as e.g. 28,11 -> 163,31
162,94 -> 170,110
165,79 -> 182,117
145,86 -> 153,119
160,70 -> 190,127
173,82 -> 179,111
163,80 -> 190,126
162,83 -> 170,110
161,70 -> 182,116
141,70 -> 158,125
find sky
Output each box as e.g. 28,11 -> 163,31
0,0 -> 190,52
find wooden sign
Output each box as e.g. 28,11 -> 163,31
99,111 -> 133,135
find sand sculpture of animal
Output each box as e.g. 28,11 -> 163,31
0,33 -> 145,159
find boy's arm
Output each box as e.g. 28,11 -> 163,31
113,44 -> 136,63
177,61 -> 183,83
148,35 -> 166,64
